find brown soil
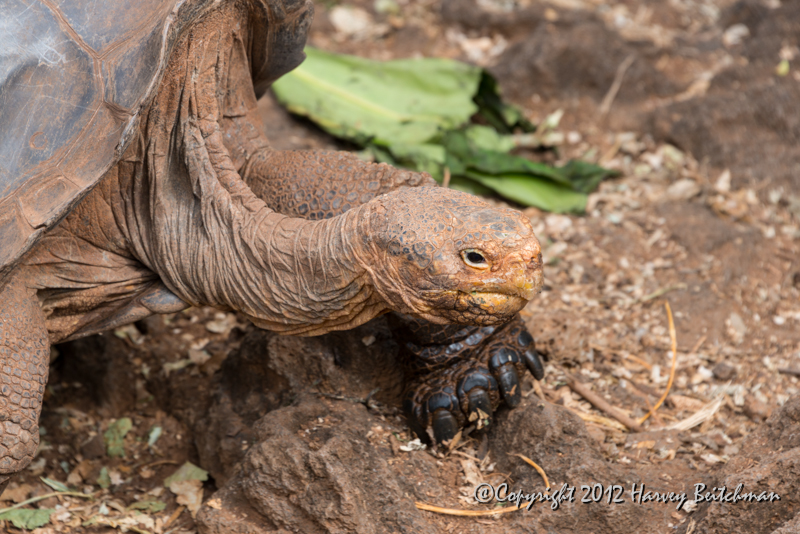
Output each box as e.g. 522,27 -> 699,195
4,1 -> 800,533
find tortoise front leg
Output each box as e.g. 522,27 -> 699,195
241,148 -> 436,219
0,278 -> 49,495
388,313 -> 544,445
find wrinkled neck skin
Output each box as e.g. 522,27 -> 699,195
115,1 -> 386,336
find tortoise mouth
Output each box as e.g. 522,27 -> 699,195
418,290 -> 529,325
458,291 -> 528,315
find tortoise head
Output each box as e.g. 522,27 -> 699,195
362,187 -> 543,325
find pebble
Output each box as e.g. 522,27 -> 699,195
712,362 -> 737,381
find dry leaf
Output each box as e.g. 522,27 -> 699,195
0,483 -> 33,503
170,479 -> 204,516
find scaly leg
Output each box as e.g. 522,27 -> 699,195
0,277 -> 49,495
242,149 -> 544,445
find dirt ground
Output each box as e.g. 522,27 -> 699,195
3,0 -> 800,533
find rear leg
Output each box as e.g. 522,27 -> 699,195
0,277 -> 49,494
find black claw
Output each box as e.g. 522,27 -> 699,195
495,364 -> 521,408
456,369 -> 496,399
489,347 -> 519,368
523,347 -> 544,380
426,391 -> 459,414
432,410 -> 460,445
517,330 -> 534,348
403,395 -> 428,441
466,388 -> 493,429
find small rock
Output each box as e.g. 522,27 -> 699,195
691,365 -> 714,385
666,179 -> 701,200
398,438 -> 427,452
715,169 -> 731,193
188,348 -> 211,365
743,397 -> 772,422
725,312 -> 746,345
723,24 -> 750,47
545,213 -> 573,234
660,145 -> 685,169
330,6 -> 373,37
700,453 -> 724,464
374,0 -> 399,14
712,362 -> 737,381
586,424 -> 606,444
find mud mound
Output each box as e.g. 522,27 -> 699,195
679,396 -> 800,534
491,17 -> 676,108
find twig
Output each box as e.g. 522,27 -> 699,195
91,516 -> 152,534
314,388 -> 381,408
442,167 -> 451,189
565,373 -> 643,432
573,410 -> 628,432
417,453 -> 551,517
665,395 -> 724,432
509,454 -> 550,491
0,491 -> 93,514
450,450 -> 483,463
640,389 -> 665,427
638,283 -> 687,303
415,501 -> 521,517
690,335 -> 707,355
623,353 -> 653,371
638,302 -> 678,425
137,459 -> 180,471
533,380 -> 546,401
778,368 -> 800,377
163,505 -> 185,529
599,54 -> 636,116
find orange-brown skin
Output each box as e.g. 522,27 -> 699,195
0,0 -> 544,491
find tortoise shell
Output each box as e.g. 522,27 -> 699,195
0,0 -> 311,279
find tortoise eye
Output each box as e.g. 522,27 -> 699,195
462,249 -> 489,269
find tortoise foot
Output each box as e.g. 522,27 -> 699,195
392,314 -> 544,447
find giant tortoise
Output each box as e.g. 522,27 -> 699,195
0,0 -> 545,492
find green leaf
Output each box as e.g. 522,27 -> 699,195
465,170 -> 588,213
443,130 -> 573,186
103,417 -> 132,458
129,499 -> 167,513
40,477 -> 69,493
147,426 -> 162,448
377,143 -> 447,181
462,125 -> 516,153
272,48 -> 613,212
446,175 -> 495,197
559,159 -> 620,194
272,48 -> 481,146
164,462 -> 208,488
0,508 -> 53,529
474,71 -> 536,133
97,466 -> 111,489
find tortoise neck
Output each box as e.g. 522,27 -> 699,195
241,205 -> 389,335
